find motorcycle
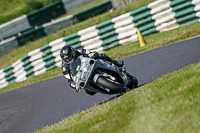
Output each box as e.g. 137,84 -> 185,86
64,56 -> 138,95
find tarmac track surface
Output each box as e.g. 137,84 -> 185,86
0,36 -> 200,133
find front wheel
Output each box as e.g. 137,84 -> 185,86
85,89 -> 96,96
96,76 -> 127,94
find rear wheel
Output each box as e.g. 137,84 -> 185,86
96,76 -> 127,94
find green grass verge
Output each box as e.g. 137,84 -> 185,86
1,22 -> 200,94
0,0 -> 108,25
0,0 -> 57,25
57,0 -> 108,19
35,61 -> 200,133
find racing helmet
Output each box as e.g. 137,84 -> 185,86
60,45 -> 75,64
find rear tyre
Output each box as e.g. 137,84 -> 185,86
96,77 -> 127,94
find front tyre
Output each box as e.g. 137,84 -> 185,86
85,89 -> 96,96
96,77 -> 127,94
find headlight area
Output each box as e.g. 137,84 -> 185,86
80,64 -> 91,81
78,59 -> 95,88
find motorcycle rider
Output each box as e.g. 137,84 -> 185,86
60,45 -> 124,91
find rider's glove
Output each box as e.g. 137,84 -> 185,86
62,61 -> 70,75
62,66 -> 69,75
88,52 -> 99,59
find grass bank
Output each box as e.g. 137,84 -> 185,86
0,0 -> 109,26
1,22 -> 200,94
57,0 -> 108,18
0,0 -> 57,25
35,62 -> 200,133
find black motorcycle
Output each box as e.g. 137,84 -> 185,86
64,56 -> 138,95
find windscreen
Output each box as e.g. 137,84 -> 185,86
69,57 -> 81,76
